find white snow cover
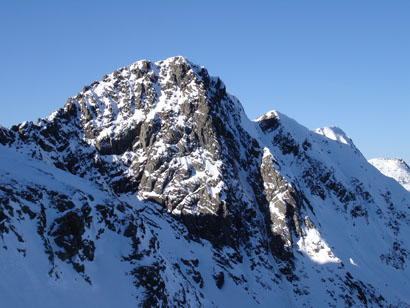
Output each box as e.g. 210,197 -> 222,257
0,147 -> 137,308
297,226 -> 341,264
369,158 -> 410,192
314,126 -> 354,146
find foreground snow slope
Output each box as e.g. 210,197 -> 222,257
0,146 -> 295,307
0,56 -> 409,307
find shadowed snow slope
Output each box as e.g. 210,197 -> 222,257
0,56 -> 409,307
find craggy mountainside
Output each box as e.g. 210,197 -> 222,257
1,57 -> 409,307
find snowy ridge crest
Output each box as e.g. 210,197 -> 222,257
314,126 -> 354,146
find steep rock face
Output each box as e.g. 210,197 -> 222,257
369,158 -> 410,192
1,57 -> 410,307
0,57 -> 275,250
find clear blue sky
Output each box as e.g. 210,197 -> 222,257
1,0 -> 409,162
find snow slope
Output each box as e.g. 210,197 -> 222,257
0,144 -> 291,307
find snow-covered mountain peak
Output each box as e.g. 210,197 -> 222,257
369,157 -> 410,191
255,110 -> 310,136
314,126 -> 353,146
255,110 -> 278,121
155,55 -> 197,69
1,57 -> 410,307
372,157 -> 409,168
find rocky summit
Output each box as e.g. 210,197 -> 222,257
0,56 -> 409,307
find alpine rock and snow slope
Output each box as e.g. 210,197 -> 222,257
0,56 -> 409,308
369,158 -> 410,192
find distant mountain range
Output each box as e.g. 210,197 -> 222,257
369,158 -> 410,192
0,56 -> 409,307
